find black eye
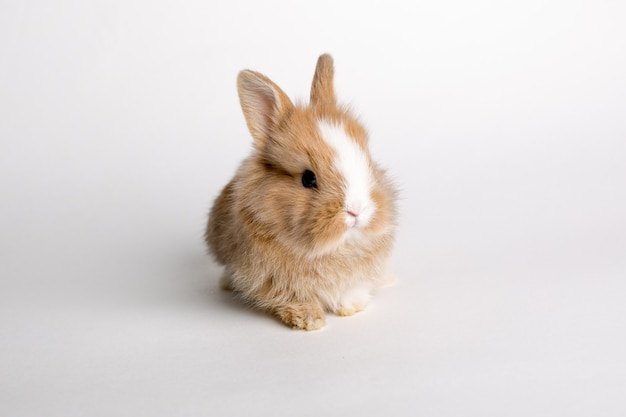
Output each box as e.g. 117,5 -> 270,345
301,169 -> 317,189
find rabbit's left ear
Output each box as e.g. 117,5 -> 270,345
310,54 -> 336,105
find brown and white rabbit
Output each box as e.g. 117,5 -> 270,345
205,54 -> 397,330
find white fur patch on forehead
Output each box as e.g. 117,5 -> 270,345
318,120 -> 374,223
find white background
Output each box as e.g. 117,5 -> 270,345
1,1 -> 625,416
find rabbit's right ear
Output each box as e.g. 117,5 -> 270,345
237,70 -> 294,146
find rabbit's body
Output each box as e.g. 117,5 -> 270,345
206,55 -> 397,330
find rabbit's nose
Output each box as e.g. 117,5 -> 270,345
346,203 -> 362,218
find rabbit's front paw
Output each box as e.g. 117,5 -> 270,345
276,303 -> 326,331
335,285 -> 372,316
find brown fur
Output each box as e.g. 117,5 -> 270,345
205,54 -> 397,330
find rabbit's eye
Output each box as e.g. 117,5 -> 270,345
301,169 -> 317,189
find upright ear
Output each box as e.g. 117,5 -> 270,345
310,53 -> 336,105
237,70 -> 294,145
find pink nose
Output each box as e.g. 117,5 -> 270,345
347,210 -> 359,218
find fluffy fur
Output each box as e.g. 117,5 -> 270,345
205,54 -> 397,330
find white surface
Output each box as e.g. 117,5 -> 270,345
1,1 -> 626,416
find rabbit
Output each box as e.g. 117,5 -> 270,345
205,54 -> 397,330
